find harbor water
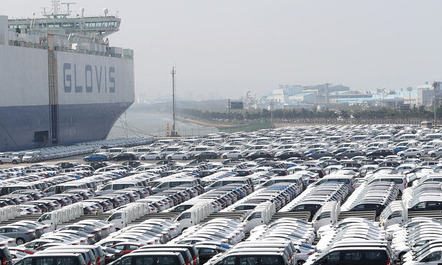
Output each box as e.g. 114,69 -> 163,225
107,106 -> 218,139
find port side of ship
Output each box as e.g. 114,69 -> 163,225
0,4 -> 134,151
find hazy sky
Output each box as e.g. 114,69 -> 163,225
2,0 -> 442,101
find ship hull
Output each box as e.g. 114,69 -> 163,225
0,102 -> 132,151
0,16 -> 135,152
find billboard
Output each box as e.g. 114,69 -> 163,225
229,101 -> 244,109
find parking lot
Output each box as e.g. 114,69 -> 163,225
1,124 -> 442,264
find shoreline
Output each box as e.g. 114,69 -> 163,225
178,116 -> 309,129
177,116 -> 249,129
178,116 -> 309,130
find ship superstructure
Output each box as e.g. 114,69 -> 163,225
0,1 -> 135,151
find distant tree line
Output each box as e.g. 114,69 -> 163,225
180,106 -> 442,124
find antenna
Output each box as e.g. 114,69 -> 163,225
52,0 -> 61,14
171,67 -> 178,137
61,2 -> 76,15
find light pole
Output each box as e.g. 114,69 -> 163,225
407,87 -> 413,107
434,82 -> 439,128
171,67 -> 177,137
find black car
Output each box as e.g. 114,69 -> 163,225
366,149 -> 394,158
378,161 -> 400,168
113,153 -> 137,161
245,151 -> 274,160
307,150 -> 334,160
0,247 -> 11,265
194,151 -> 219,159
122,161 -> 142,168
317,159 -> 341,168
88,162 -> 108,170
55,162 -> 76,169
335,150 -> 365,160
275,150 -> 303,160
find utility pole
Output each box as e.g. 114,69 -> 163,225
407,87 -> 413,107
434,82 -> 439,128
171,67 -> 178,137
228,99 -> 231,122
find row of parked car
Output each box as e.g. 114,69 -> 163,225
74,124 -> 442,165
0,138 -> 154,165
4,124 -> 442,264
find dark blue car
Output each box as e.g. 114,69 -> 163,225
83,154 -> 108,162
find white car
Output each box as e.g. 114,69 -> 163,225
221,150 -> 245,159
139,152 -> 165,160
19,205 -> 42,216
0,154 -> 21,164
166,151 -> 193,160
398,148 -> 424,157
428,148 -> 442,158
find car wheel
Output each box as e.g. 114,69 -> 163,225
238,155 -> 242,159
85,158 -> 90,162
113,158 -> 118,161
0,160 -> 3,165
16,238 -> 25,245
156,157 -> 161,160
183,157 -> 187,160
12,160 -> 18,164
141,157 -> 146,160
99,158 -> 104,162
168,157 -> 172,160
431,153 -> 437,157
222,155 -> 227,159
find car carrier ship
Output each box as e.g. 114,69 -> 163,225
0,1 -> 135,151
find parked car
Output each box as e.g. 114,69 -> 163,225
366,149 -> 394,158
14,253 -> 87,265
166,152 -> 193,160
335,150 -> 365,160
275,150 -> 303,160
221,150 -> 245,159
83,154 -> 108,162
397,148 -> 424,157
245,151 -> 274,160
194,151 -> 219,160
0,226 -> 37,245
140,152 -> 166,160
113,153 -> 137,161
0,154 -> 20,164
428,148 -> 442,158
0,247 -> 12,265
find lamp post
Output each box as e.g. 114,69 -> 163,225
434,82 -> 439,128
171,67 -> 177,137
407,87 -> 413,107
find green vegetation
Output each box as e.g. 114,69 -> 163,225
217,120 -> 273,133
130,102 -> 442,130
179,105 -> 442,127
